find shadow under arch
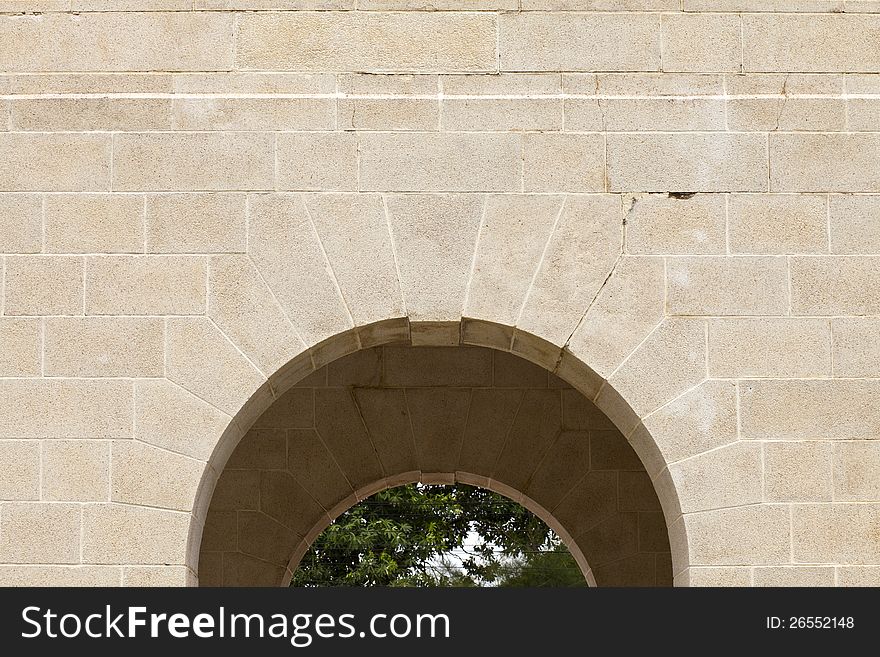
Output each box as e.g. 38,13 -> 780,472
186,317 -> 689,586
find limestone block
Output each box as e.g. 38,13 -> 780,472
359,133 -> 521,192
146,194 -> 246,254
111,441 -> 203,512
597,98 -> 726,131
0,318 -> 40,377
338,98 -> 439,132
625,194 -> 726,255
790,256 -> 880,315
728,193 -> 828,254
727,98 -> 846,132
517,195 -> 622,345
602,318 -> 707,422
830,195 -> 880,254
0,195 -> 41,254
85,256 -> 206,315
40,440 -> 109,503
740,380 -> 880,440
0,441 -> 39,501
165,317 -> 267,417
661,13 -> 742,72
276,134 -> 358,191
236,13 -> 496,72
792,504 -> 880,564
81,504 -> 190,565
0,134 -> 110,192
744,14 -> 880,72
113,133 -> 274,192
248,194 -> 353,345
208,255 -> 307,376
172,98 -> 334,132
0,12 -> 234,72
0,566 -> 120,587
11,98 -> 172,132
832,318 -> 880,377
684,505 -> 791,566
666,256 -> 789,315
385,194 -> 483,322
0,503 -> 81,564
608,134 -> 768,192
44,317 -> 164,377
45,194 -> 144,254
566,256 -> 665,380
442,98 -> 562,132
833,441 -> 880,501
770,134 -> 880,192
407,387 -> 472,473
135,379 -> 231,461
314,389 -> 384,489
0,379 -> 132,439
522,134 -> 605,193
753,567 -> 835,587
305,194 -> 405,326
465,194 -> 564,326
708,318 -> 832,378
669,442 -> 762,513
499,13 -> 660,72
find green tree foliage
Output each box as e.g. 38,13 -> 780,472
290,484 -> 586,587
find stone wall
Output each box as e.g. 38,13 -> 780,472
0,2 -> 879,586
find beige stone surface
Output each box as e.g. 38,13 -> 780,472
790,256 -> 880,315
832,318 -> 880,377
111,441 -> 203,511
744,14 -> 880,72
792,504 -> 880,564
833,442 -> 880,501
499,13 -> 660,72
465,195 -> 564,326
522,134 -> 606,193
85,256 -> 207,315
0,134 -> 110,192
0,195 -> 43,254
237,13 -> 496,72
0,379 -> 132,438
0,318 -> 40,377
0,13 -> 234,72
146,194 -> 246,254
661,14 -> 742,73
45,194 -> 144,254
44,317 -> 164,377
0,503 -> 82,564
134,379 -> 232,461
165,317 -> 267,416
567,255 -> 665,379
42,440 -> 110,502
113,133 -> 274,192
1,3 -> 879,588
12,98 -> 171,132
247,194 -> 353,344
517,195 -> 622,345
666,256 -> 789,316
82,504 -> 190,565
276,134 -> 358,192
385,194 -> 483,322
208,255 -> 306,376
625,194 -> 726,255
830,195 -> 880,254
770,135 -> 880,192
740,380 -> 880,441
607,134 -> 768,192
0,441 -> 40,501
359,133 -> 521,192
727,194 -> 828,255
708,318 -> 832,378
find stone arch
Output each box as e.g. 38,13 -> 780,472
194,340 -> 678,587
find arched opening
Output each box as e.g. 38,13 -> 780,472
194,337 -> 675,587
289,481 -> 588,588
